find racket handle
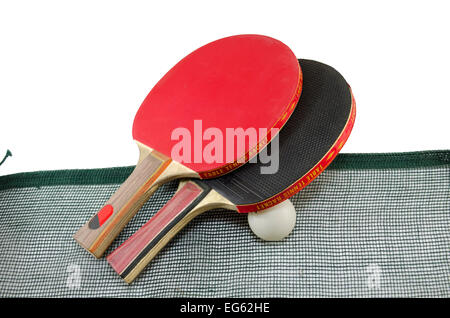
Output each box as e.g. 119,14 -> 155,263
73,150 -> 173,258
107,181 -> 229,284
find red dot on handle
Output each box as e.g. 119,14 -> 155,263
98,204 -> 114,227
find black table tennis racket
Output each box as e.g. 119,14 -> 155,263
107,59 -> 356,283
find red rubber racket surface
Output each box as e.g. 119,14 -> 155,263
133,34 -> 302,175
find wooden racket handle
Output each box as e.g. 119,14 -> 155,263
73,150 -> 172,258
107,181 -> 227,284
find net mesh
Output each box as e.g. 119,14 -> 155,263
0,151 -> 448,297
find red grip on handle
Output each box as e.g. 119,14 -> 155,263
107,182 -> 204,275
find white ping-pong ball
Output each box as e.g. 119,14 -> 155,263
247,199 -> 297,241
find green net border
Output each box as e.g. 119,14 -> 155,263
0,150 -> 448,191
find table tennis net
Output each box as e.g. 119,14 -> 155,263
0,151 -> 448,297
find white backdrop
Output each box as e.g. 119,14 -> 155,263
1,0 -> 449,176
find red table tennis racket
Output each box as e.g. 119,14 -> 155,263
107,59 -> 356,283
74,35 -> 302,258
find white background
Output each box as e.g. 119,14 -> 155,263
1,0 -> 449,176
